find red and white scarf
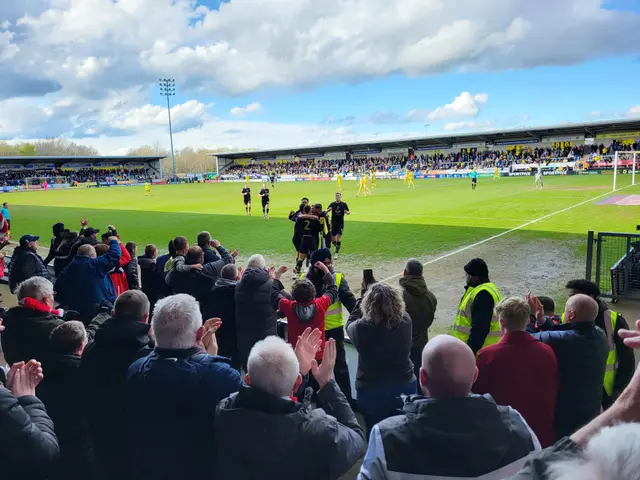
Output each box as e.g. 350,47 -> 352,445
19,297 -> 64,317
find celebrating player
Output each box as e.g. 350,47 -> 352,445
470,169 -> 478,190
294,205 -> 322,274
241,183 -> 252,216
314,203 -> 331,249
145,181 -> 151,196
259,182 -> 270,219
535,164 -> 544,189
327,192 -> 350,258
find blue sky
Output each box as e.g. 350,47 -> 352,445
1,0 -> 639,153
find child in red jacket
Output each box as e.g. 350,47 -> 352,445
271,262 -> 338,361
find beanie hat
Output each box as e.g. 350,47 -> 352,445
464,258 -> 489,278
310,248 -> 332,264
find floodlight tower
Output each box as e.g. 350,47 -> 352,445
159,78 -> 177,180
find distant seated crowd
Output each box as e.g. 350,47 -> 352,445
2,220 -> 640,479
0,167 -> 152,186
226,141 -> 640,178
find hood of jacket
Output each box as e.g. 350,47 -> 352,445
401,394 -> 530,467
93,317 -> 151,350
294,303 -> 317,324
241,267 -> 270,287
399,275 -> 429,296
137,255 -> 156,270
217,386 -> 308,463
215,277 -> 237,290
52,222 -> 65,237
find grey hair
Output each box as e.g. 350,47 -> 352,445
405,258 -> 423,276
247,336 -> 299,397
17,276 -> 54,301
151,294 -> 202,349
361,283 -> 406,329
247,254 -> 266,269
548,423 -> 640,480
77,244 -> 97,258
495,297 -> 531,331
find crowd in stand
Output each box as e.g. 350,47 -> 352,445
2,217 -> 640,479
226,140 -> 640,178
0,167 -> 152,186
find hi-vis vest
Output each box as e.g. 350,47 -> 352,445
300,273 -> 344,330
562,310 -> 618,396
452,282 -> 503,348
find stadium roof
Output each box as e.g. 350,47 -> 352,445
0,155 -> 166,165
214,117 -> 640,160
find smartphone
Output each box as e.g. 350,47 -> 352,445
363,269 -> 375,285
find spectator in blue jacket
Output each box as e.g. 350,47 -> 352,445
54,238 -> 121,322
125,294 -> 244,480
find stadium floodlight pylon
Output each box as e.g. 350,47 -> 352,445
613,151 -> 639,191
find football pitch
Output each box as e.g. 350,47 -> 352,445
8,174 -> 640,329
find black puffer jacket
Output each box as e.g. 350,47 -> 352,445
2,307 -> 64,366
202,277 -> 241,370
37,354 -> 93,480
81,316 -> 152,479
235,267 -> 277,367
8,246 -> 52,293
216,380 -> 365,480
42,223 -> 66,268
0,386 -> 59,479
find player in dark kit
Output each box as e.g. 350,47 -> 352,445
259,182 -> 270,219
314,203 -> 331,249
241,183 -> 251,216
270,172 -> 276,188
326,192 -> 350,259
294,205 -> 322,274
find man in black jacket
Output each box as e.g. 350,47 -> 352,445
235,254 -> 277,369
197,230 -> 222,264
42,222 -> 67,269
81,290 -> 152,480
37,321 -> 92,480
565,279 -> 635,409
0,358 -> 59,480
67,223 -> 100,262
165,242 -> 236,305
216,329 -> 365,480
138,244 -> 160,310
358,335 -> 539,479
202,263 -> 242,371
9,235 -> 52,293
531,294 -> 608,441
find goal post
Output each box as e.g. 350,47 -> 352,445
612,152 -> 639,191
25,176 -> 70,190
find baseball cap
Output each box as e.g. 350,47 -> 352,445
84,227 -> 100,237
20,234 -> 40,246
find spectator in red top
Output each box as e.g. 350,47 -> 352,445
271,262 -> 338,361
473,296 -> 559,447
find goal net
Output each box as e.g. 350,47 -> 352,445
25,176 -> 70,191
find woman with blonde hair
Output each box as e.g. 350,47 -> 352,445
347,282 -> 416,433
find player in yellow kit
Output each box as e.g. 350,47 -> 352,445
145,181 -> 151,196
337,173 -> 343,192
356,175 -> 370,197
493,166 -> 500,180
407,169 -> 415,188
371,170 -> 377,189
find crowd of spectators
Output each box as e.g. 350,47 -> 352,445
0,167 -> 152,186
1,217 -> 640,479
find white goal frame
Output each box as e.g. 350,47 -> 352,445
25,176 -> 70,190
613,151 -> 639,192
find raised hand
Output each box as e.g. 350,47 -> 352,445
618,319 -> 640,349
311,338 -> 336,389
201,318 -> 222,356
295,327 -> 322,375
275,265 -> 288,279
211,239 -> 221,248
231,249 -> 239,258
7,360 -> 43,397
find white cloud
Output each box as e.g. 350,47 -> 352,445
628,105 -> 640,117
444,120 -> 493,132
229,102 -> 263,117
427,92 -> 488,121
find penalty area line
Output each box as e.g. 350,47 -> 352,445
380,184 -> 637,284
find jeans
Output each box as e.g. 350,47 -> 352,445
357,380 -> 418,436
326,327 -> 353,403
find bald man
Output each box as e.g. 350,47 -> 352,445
532,294 -> 608,441
358,336 -> 540,479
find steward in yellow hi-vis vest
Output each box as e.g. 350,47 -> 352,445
301,248 -> 358,403
565,279 -> 635,408
452,258 -> 503,355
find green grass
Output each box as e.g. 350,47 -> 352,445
6,174 -> 639,262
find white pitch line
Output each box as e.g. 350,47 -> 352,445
380,184 -> 637,284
